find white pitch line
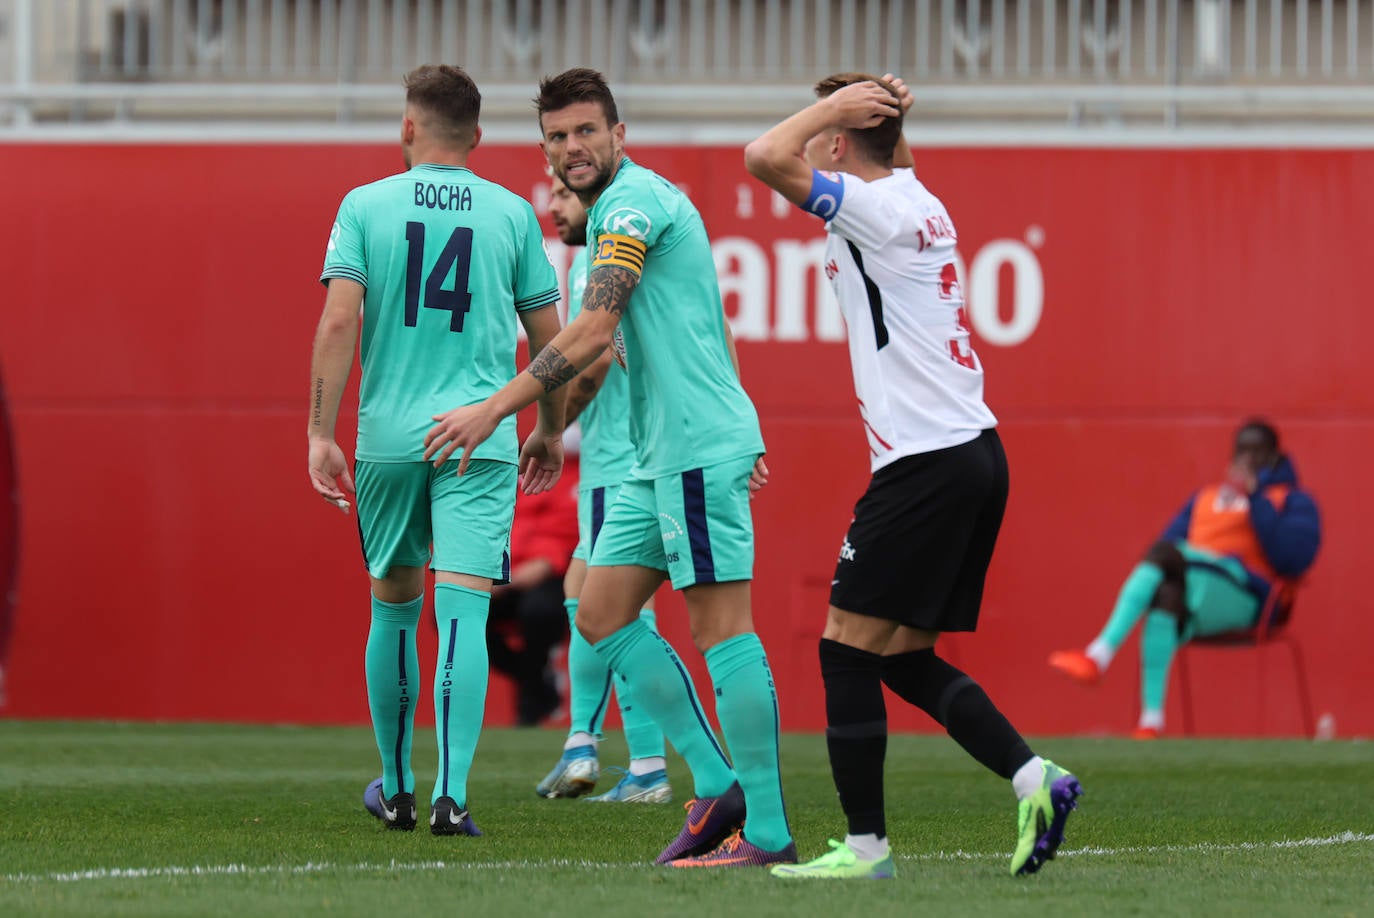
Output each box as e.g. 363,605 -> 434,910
5,832 -> 1372,885
904,830 -> 1374,862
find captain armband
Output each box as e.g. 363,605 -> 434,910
591,233 -> 647,277
801,169 -> 846,221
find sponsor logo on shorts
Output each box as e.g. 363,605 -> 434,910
659,512 -> 684,542
839,538 -> 856,562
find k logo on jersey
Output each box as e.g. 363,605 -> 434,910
327,222 -> 341,252
602,208 -> 653,241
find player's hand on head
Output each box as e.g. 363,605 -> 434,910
308,437 -> 355,513
425,403 -> 500,477
881,73 -> 914,115
518,430 -> 564,495
826,80 -> 900,129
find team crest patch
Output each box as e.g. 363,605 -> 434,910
602,207 -> 653,241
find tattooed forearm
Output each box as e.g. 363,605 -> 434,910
582,264 -> 639,318
527,345 -> 578,393
311,377 -> 325,427
565,375 -> 600,423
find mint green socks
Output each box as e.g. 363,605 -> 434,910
365,594 -> 422,799
593,619 -> 736,797
1140,610 -> 1182,715
567,600 -> 667,760
619,610 -> 667,761
1095,562 -> 1166,651
706,633 -> 792,851
432,583 -> 491,808
565,598 -> 614,737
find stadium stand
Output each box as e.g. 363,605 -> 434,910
2,0 -> 1374,136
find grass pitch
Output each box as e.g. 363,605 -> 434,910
1,722 -> 1370,916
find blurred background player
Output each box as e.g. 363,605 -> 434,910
1049,418 -> 1321,738
535,173 -> 672,803
745,72 -> 1081,880
486,452 -> 579,727
307,64 -> 565,837
420,68 -> 792,868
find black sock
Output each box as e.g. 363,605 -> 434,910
881,648 -> 1033,780
819,638 -> 887,838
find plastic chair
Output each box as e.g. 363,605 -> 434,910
1174,578 -> 1315,737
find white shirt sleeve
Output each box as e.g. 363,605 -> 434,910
827,171 -> 909,251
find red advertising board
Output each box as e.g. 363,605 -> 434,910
0,141 -> 1369,737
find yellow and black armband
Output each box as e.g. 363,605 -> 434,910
591,233 -> 647,277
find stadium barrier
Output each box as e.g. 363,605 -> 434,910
0,141 -> 1368,737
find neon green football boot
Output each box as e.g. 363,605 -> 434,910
1011,759 -> 1084,876
771,839 -> 895,880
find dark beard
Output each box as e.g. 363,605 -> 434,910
562,156 -> 620,205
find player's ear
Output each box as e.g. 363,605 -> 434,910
470,124 -> 483,152
400,115 -> 416,146
611,121 -> 626,149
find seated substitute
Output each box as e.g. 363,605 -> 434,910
1049,418 -> 1321,738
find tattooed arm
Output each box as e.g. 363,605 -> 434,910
424,263 -> 637,480
526,262 -> 636,386
511,302 -> 572,494
518,303 -> 570,436
565,350 -> 614,424
307,278 -> 363,512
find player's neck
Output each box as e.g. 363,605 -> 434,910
407,141 -> 472,169
840,157 -> 893,183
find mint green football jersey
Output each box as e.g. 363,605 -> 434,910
585,157 -> 764,478
567,246 -> 635,489
321,163 -> 559,462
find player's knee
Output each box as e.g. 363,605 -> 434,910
689,618 -> 743,654
1144,540 -> 1186,581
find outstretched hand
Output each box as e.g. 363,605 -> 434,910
424,402 -> 501,477
308,437 -> 355,514
825,80 -> 901,130
518,428 -> 565,494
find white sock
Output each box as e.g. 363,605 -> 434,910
1138,709 -> 1165,730
628,756 -> 666,776
564,732 -> 597,752
1011,755 -> 1046,799
1085,639 -> 1115,671
844,833 -> 889,860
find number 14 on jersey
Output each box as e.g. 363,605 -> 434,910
403,221 -> 473,332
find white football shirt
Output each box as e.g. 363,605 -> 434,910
806,167 -> 997,471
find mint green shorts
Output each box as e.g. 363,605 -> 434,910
1177,543 -> 1263,638
572,482 -> 622,562
589,454 -> 758,590
355,458 -> 515,581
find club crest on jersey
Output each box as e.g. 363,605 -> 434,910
602,207 -> 653,241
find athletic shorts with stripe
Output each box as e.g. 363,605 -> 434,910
572,482 -> 622,562
589,454 -> 759,589
830,428 -> 1007,631
354,458 -> 515,582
